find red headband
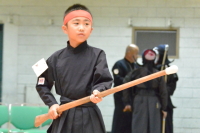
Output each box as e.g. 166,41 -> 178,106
63,10 -> 93,25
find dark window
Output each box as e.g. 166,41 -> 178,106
132,27 -> 179,58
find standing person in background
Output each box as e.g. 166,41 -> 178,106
123,49 -> 168,133
35,3 -> 113,133
153,44 -> 178,133
111,44 -> 139,133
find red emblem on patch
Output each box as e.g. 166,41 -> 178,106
38,77 -> 45,85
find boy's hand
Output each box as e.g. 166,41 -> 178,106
90,90 -> 102,103
48,104 -> 60,119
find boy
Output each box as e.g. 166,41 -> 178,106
35,4 -> 113,133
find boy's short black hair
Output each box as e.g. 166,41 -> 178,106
63,3 -> 92,20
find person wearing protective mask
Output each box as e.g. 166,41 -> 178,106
111,44 -> 139,133
123,49 -> 168,133
153,44 -> 178,133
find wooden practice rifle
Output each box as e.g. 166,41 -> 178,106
34,65 -> 178,127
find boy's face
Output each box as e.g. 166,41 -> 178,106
62,17 -> 93,44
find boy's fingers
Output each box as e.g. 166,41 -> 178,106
58,112 -> 62,117
93,90 -> 100,96
90,94 -> 96,103
94,96 -> 102,103
54,111 -> 58,119
90,93 -> 103,103
94,97 -> 99,102
90,94 -> 94,99
98,97 -> 102,101
49,110 -> 58,119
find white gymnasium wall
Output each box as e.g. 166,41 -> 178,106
0,0 -> 200,132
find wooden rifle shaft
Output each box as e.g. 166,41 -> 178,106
35,70 -> 167,127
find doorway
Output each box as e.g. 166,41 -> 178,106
0,24 -> 3,102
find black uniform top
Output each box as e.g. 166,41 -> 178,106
157,65 -> 178,109
123,67 -> 168,111
112,58 -> 137,87
112,59 -> 139,100
36,41 -> 113,133
166,73 -> 178,109
111,59 -> 138,133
